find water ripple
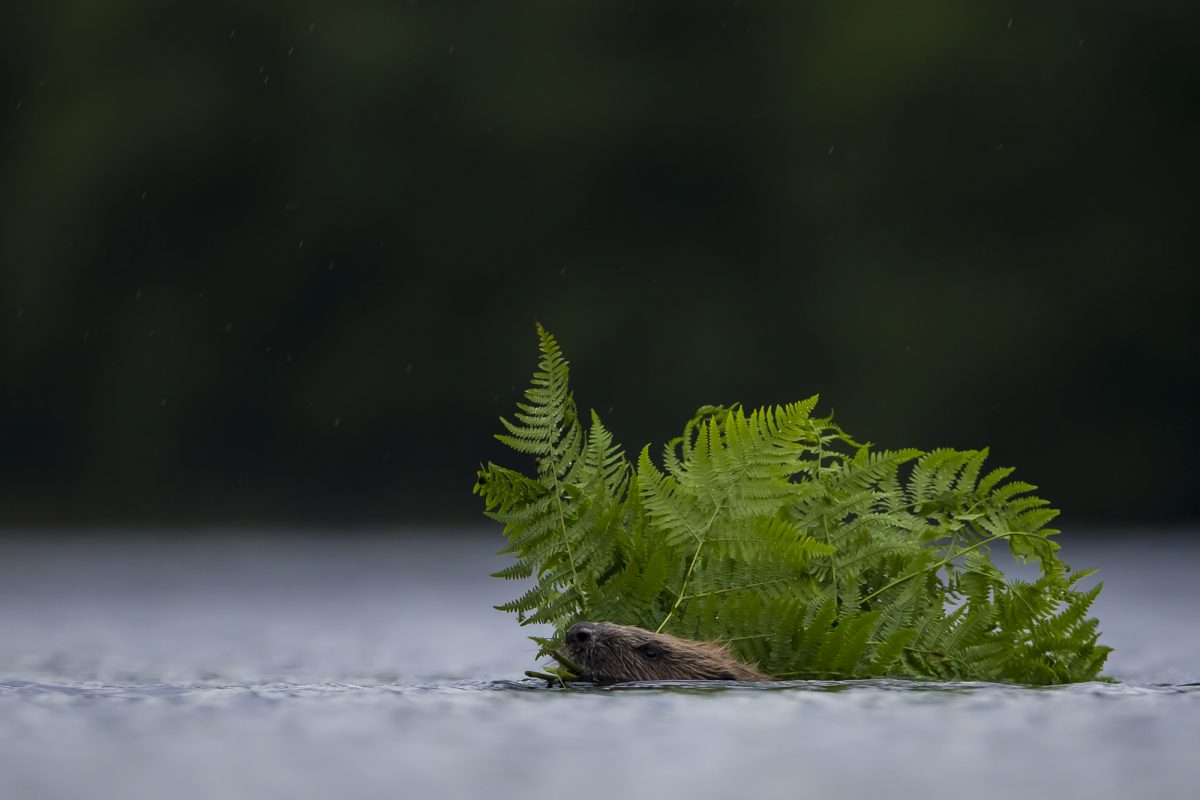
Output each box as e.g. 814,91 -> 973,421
1,533 -> 1197,800
3,676 -> 1198,702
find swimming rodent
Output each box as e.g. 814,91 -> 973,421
561,621 -> 769,683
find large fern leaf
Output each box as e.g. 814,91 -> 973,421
477,327 -> 1110,684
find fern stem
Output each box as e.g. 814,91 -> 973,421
682,578 -> 788,601
525,670 -> 567,687
823,511 -> 838,612
811,419 -> 839,612
655,500 -> 723,633
861,531 -> 1043,604
547,648 -> 584,675
715,633 -> 771,643
549,451 -> 585,614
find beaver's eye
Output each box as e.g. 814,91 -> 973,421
636,644 -> 662,660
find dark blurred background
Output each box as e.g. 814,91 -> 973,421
1,1 -> 1196,529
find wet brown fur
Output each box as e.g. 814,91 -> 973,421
561,621 -> 769,683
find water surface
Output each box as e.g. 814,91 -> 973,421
1,530 -> 1197,799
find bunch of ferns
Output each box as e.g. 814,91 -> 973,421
474,326 -> 1110,684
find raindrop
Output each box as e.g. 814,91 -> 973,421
308,23 -> 315,32
1007,18 -> 1013,28
827,145 -> 835,155
160,399 -> 167,407
135,288 -> 143,299
225,322 -> 233,332
140,192 -> 147,200
229,29 -> 236,38
288,48 -> 294,56
83,330 -> 90,340
298,239 -> 304,248
15,101 -> 21,110
334,417 -> 342,428
405,362 -> 414,374
449,44 -> 456,55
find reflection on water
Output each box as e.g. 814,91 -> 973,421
1,530 -> 1198,800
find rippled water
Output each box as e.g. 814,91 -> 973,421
1,530 -> 1197,800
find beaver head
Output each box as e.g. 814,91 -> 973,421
560,621 -> 769,683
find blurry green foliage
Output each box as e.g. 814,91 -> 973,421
0,2 -> 1196,523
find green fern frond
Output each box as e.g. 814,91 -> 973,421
478,327 -> 1110,684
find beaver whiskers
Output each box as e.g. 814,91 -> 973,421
560,621 -> 769,683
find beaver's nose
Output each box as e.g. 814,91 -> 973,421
566,622 -> 597,645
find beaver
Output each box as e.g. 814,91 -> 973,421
561,621 -> 770,683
